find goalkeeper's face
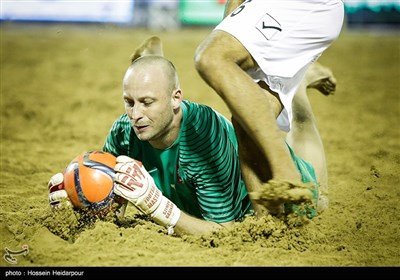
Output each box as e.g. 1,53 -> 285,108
122,63 -> 183,149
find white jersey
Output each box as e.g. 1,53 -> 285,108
215,0 -> 344,131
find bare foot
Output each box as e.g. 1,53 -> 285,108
249,180 -> 314,215
130,36 -> 164,63
249,179 -> 313,203
306,62 -> 337,96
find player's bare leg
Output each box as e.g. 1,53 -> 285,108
234,62 -> 335,216
233,80 -> 315,216
285,62 -> 336,213
232,117 -> 272,216
195,31 -> 302,185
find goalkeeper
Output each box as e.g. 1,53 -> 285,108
48,37 -> 335,236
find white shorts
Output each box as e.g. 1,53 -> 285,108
215,0 -> 344,131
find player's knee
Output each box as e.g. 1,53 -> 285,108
194,49 -> 210,76
194,45 -> 220,79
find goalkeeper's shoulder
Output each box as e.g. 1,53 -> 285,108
105,114 -> 132,149
109,114 -> 131,131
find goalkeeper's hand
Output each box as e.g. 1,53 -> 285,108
47,172 -> 72,210
114,155 -> 181,233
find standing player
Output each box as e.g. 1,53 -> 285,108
194,0 -> 344,213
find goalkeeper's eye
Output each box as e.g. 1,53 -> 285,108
124,98 -> 134,107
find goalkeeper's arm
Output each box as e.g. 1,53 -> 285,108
114,155 -> 234,236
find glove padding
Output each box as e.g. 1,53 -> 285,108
114,155 -> 181,230
48,172 -> 71,210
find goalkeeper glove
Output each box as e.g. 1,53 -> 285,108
114,155 -> 181,234
47,172 -> 71,210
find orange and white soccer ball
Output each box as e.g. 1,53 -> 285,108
63,151 -> 118,212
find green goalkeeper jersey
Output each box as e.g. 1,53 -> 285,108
103,100 -> 252,223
